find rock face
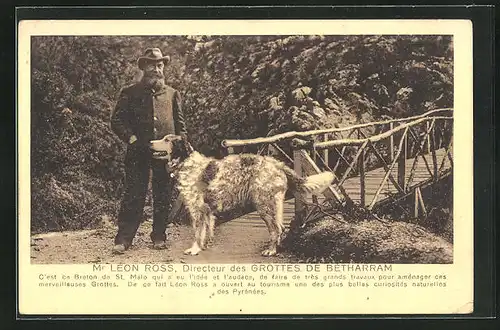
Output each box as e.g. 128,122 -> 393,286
282,218 -> 453,264
312,106 -> 326,118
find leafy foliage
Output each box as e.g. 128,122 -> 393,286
30,35 -> 453,232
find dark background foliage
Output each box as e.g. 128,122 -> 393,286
30,35 -> 453,233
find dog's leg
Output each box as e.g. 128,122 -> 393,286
198,215 -> 208,250
184,204 -> 212,255
256,191 -> 285,256
184,211 -> 203,256
260,215 -> 281,257
207,213 -> 216,243
198,204 -> 215,249
275,191 -> 286,246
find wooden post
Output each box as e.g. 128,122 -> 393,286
389,122 -> 395,162
430,121 -> 438,181
311,143 -> 316,163
414,187 -> 427,218
359,147 -> 366,207
397,131 -> 407,193
426,121 -> 431,154
417,187 -> 427,217
323,133 -> 329,170
368,127 -> 409,210
414,187 -> 419,218
293,150 -> 306,228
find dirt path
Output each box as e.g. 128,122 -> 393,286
31,203 -> 295,264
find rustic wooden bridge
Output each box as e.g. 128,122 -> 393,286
221,108 -> 453,226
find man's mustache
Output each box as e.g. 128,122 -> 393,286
144,72 -> 164,79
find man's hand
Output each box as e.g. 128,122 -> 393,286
129,135 -> 138,144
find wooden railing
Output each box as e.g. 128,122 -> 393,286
221,108 -> 453,218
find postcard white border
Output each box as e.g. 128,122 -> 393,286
18,19 -> 473,315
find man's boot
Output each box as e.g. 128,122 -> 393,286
112,244 -> 127,254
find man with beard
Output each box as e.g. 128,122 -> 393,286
110,48 -> 188,254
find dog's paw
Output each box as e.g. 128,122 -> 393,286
184,246 -> 201,256
261,249 -> 277,257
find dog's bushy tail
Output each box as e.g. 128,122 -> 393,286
283,166 -> 335,196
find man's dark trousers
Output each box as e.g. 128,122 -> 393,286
114,144 -> 173,246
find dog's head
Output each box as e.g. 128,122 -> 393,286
149,134 -> 194,171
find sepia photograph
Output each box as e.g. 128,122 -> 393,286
18,19 -> 473,315
29,33 -> 454,265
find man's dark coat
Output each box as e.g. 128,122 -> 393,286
110,81 -> 187,246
